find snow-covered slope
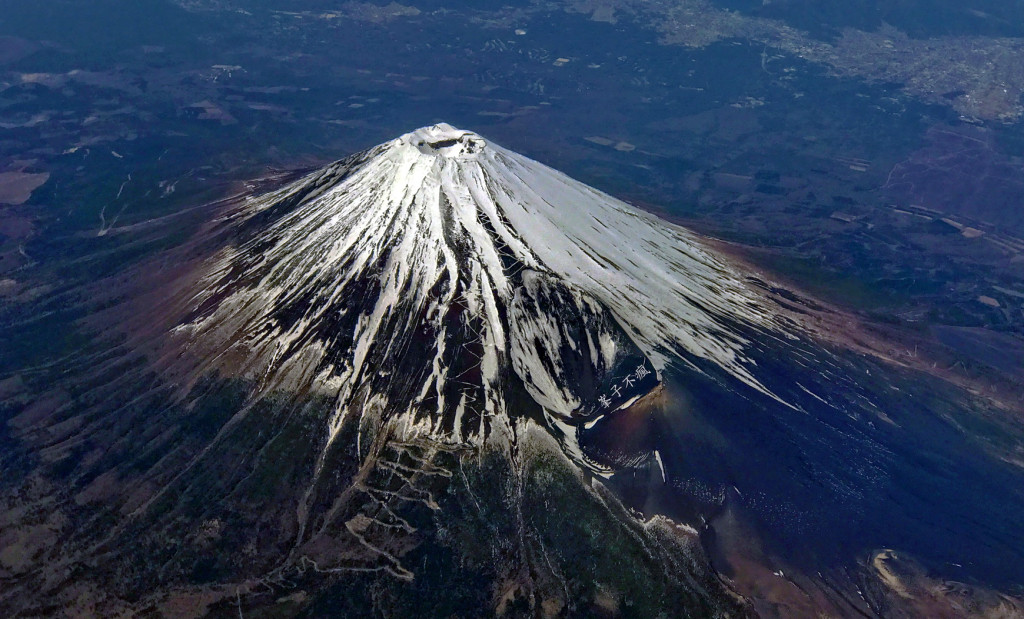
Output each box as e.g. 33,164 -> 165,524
174,123 -> 787,473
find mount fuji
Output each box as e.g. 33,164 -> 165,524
3,124 -> 1022,617
172,123 -> 791,474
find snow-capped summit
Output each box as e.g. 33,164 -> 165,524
402,122 -> 487,158
175,124 -> 787,472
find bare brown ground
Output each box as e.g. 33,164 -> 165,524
703,235 -> 1024,420
0,171 -> 49,205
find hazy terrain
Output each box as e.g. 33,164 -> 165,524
1,1 -> 1023,616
